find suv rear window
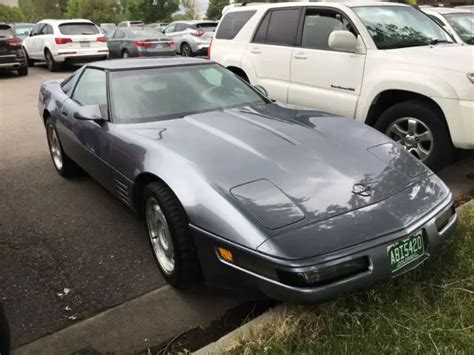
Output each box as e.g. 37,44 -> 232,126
0,25 -> 14,38
59,23 -> 100,35
195,22 -> 217,32
216,10 -> 256,40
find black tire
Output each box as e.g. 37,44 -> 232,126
24,48 -> 34,67
17,65 -> 28,76
45,118 -> 80,177
180,43 -> 193,57
143,181 -> 202,289
122,49 -> 130,58
374,100 -> 453,171
45,49 -> 60,72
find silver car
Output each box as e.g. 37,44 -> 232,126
162,21 -> 217,56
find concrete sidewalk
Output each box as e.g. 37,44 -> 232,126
14,286 -> 242,355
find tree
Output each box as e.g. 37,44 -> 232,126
181,0 -> 199,20
65,0 -> 80,18
19,0 -> 67,21
139,0 -> 180,23
125,0 -> 142,20
0,5 -> 26,22
206,0 -> 228,20
80,0 -> 123,23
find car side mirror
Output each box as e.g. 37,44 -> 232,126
74,105 -> 106,122
328,30 -> 357,53
253,85 -> 268,97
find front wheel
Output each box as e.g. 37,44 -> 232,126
143,182 -> 202,289
375,100 -> 453,171
45,118 -> 80,177
122,50 -> 130,58
24,48 -> 34,67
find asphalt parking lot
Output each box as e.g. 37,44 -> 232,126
1,64 -> 473,350
0,65 -> 165,347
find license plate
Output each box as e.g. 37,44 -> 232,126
387,231 -> 425,272
80,42 -> 90,48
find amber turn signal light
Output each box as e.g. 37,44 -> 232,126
218,247 -> 233,263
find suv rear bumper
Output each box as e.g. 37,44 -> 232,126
0,54 -> 26,69
53,49 -> 108,63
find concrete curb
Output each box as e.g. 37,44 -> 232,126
14,286 -> 242,355
195,199 -> 473,354
195,304 -> 286,355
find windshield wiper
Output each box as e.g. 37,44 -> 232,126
427,39 -> 453,45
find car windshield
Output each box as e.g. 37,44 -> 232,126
130,28 -> 160,37
353,6 -> 453,49
445,13 -> 474,44
110,64 -> 266,123
59,23 -> 100,35
15,25 -> 33,37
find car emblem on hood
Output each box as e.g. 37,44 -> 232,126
352,183 -> 372,197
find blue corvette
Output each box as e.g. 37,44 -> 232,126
38,58 -> 457,302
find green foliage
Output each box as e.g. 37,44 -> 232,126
0,4 -> 26,22
18,0 -> 66,21
206,0 -> 229,20
140,0 -> 179,23
82,0 -> 123,24
125,0 -> 141,20
181,0 -> 199,20
65,0 -> 80,19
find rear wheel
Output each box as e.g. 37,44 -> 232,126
24,48 -> 34,67
17,65 -> 28,76
45,118 -> 80,177
143,181 -> 202,289
180,43 -> 193,57
45,49 -> 60,72
122,50 -> 130,58
375,100 -> 453,171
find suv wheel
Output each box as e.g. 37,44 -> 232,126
180,43 -> 193,57
122,50 -> 130,58
375,100 -> 453,171
45,50 -> 60,72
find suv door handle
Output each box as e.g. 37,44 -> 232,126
293,53 -> 307,60
250,49 -> 261,54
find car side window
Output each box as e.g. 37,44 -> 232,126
253,11 -> 271,43
30,24 -> 40,36
114,29 -> 125,39
39,24 -> 52,35
300,9 -> 356,51
61,74 -> 76,96
72,69 -> 107,107
164,24 -> 176,33
175,23 -> 186,32
254,8 -> 301,46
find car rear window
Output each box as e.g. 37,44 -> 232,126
195,22 -> 217,32
130,28 -> 161,37
216,10 -> 256,39
0,25 -> 14,38
59,23 -> 100,35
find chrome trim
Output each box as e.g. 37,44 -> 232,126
439,212 -> 458,235
0,63 -> 20,68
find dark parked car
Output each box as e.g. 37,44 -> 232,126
107,27 -> 176,58
0,23 -> 28,76
38,58 -> 457,302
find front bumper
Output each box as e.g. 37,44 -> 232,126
192,196 -> 457,303
434,97 -> 474,149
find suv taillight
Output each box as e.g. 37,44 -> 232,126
55,38 -> 72,45
208,38 -> 213,60
7,38 -> 22,46
166,41 -> 175,47
191,30 -> 204,37
96,36 -> 107,42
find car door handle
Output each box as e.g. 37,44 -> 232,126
250,49 -> 261,54
293,53 -> 307,60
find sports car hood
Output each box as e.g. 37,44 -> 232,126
127,104 -> 432,234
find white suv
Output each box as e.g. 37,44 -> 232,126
210,2 -> 474,170
23,19 -> 108,71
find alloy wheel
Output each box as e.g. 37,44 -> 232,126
47,125 -> 63,171
386,117 -> 433,161
145,197 -> 175,275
